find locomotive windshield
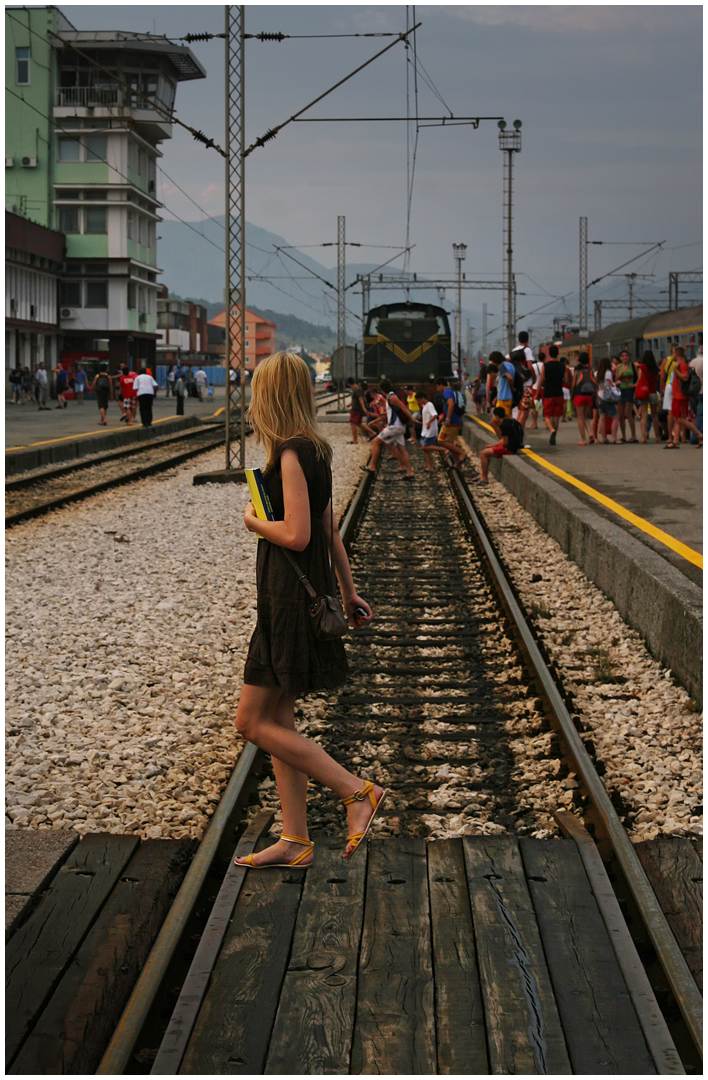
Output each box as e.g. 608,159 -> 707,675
365,304 -> 450,338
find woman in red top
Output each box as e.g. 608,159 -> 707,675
668,346 -> 702,448
634,351 -> 661,444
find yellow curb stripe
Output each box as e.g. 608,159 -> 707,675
6,413 -> 192,451
211,407 -> 225,418
469,416 -> 703,570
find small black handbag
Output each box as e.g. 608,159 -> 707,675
282,500 -> 348,641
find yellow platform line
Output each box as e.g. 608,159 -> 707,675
6,412 -> 195,452
469,416 -> 703,570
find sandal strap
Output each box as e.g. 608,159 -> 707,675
342,781 -> 375,808
280,834 -> 312,847
289,844 -> 314,866
346,833 -> 364,845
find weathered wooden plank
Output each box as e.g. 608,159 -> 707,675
635,838 -> 703,993
463,835 -> 571,1075
521,837 -> 656,1074
5,832 -> 140,1068
264,838 -> 367,1075
9,839 -> 194,1076
179,838 -> 305,1075
151,811 -> 274,1075
428,838 -> 489,1075
351,837 -> 436,1075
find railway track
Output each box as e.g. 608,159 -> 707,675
5,392 -> 341,529
90,443 -> 702,1075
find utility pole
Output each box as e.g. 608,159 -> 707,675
452,243 -> 466,376
482,303 -> 488,358
195,4 -> 245,484
498,119 -> 522,353
579,216 -> 588,336
336,215 -> 345,410
225,5 -> 246,472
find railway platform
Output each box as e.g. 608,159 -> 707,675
474,416 -> 703,581
5,387 -> 229,451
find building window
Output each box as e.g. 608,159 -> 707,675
85,281 -> 108,308
84,189 -> 107,201
86,136 -> 107,163
58,137 -> 81,162
58,207 -> 80,233
128,282 -> 136,309
16,47 -> 30,86
85,207 -> 107,234
60,281 -> 81,307
127,211 -> 134,240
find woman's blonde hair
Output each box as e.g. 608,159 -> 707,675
248,352 -> 332,469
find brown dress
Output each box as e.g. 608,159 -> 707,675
243,437 -> 349,696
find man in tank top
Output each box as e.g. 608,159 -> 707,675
536,344 -> 566,445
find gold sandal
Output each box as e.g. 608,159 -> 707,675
342,781 -> 387,860
235,833 -> 314,869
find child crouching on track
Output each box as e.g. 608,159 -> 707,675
416,388 -> 467,472
472,415 -> 525,485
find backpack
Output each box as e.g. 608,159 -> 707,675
681,367 -> 701,401
576,366 -> 596,397
505,359 -> 526,407
97,372 -> 110,392
453,389 -> 466,416
503,418 -> 525,453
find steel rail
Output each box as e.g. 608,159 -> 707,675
5,434 -> 226,529
5,423 -> 223,491
96,455 -> 375,1074
449,468 -> 703,1061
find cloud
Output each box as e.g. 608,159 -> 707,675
437,5 -> 688,36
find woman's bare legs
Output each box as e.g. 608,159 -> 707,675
234,684 -> 383,860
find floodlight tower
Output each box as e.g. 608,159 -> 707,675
498,119 -> 522,353
452,242 -> 467,374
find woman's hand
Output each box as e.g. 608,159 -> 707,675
343,594 -> 372,628
244,501 -> 259,532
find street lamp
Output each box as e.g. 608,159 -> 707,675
498,119 -> 522,353
452,242 -> 467,376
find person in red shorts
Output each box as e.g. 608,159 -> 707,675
118,364 -> 137,426
570,351 -> 596,445
536,344 -> 565,445
346,377 -> 368,444
472,417 -> 524,484
668,347 -> 702,448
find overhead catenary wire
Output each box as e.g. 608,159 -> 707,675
243,22 -> 421,156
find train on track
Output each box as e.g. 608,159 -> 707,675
558,303 -> 702,365
362,301 -> 454,383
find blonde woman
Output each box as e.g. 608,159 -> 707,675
234,353 -> 385,869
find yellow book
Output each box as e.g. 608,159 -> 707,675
245,468 -> 275,539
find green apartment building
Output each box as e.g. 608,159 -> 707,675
5,6 -> 205,372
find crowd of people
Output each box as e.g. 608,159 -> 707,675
8,361 -> 216,427
470,333 -> 703,450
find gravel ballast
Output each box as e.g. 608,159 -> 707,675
465,464 -> 702,843
5,427 -> 370,839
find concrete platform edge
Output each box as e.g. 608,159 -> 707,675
461,421 -> 703,703
5,415 -> 203,475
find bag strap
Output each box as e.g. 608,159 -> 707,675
281,472 -> 336,601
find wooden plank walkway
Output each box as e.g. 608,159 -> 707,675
5,833 -> 194,1074
179,835 -> 670,1075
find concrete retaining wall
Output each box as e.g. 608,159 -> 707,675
462,421 -> 703,703
5,417 -> 202,476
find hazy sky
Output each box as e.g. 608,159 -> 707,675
59,4 -> 703,339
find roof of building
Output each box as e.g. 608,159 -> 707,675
53,30 -> 206,81
209,308 -> 277,329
